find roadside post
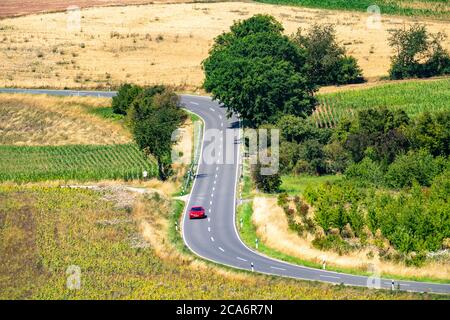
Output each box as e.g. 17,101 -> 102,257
251,262 -> 254,272
255,238 -> 259,249
175,221 -> 178,232
240,218 -> 243,229
391,280 -> 395,291
142,170 -> 148,181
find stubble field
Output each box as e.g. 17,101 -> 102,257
0,2 -> 449,91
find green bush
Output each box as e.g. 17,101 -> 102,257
344,157 -> 385,186
112,83 -> 143,115
388,24 -> 450,79
293,23 -> 364,85
251,161 -> 282,193
385,150 -> 447,188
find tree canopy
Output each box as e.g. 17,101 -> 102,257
203,14 -> 317,127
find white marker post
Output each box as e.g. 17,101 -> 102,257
251,262 -> 254,272
255,238 -> 259,249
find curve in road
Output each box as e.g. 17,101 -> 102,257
1,88 -> 449,295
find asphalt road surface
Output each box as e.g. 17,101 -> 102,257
1,88 -> 449,295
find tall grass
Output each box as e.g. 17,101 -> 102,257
255,0 -> 450,19
0,144 -> 156,182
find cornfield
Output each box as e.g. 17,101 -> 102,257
0,143 -> 156,182
311,78 -> 450,127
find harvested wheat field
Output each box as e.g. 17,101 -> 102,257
0,0 -> 200,19
0,93 -> 129,145
0,2 -> 449,91
252,197 -> 450,281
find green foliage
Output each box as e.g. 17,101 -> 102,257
251,161 -> 282,193
342,108 -> 410,164
203,14 -> 316,127
112,83 -> 143,115
407,111 -> 450,157
293,24 -> 364,85
388,24 -> 450,79
128,86 -> 187,180
385,150 -> 448,188
0,144 -> 155,182
345,157 -> 385,186
306,177 -> 450,258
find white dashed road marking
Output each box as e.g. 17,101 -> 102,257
218,247 -> 225,252
270,266 -> 286,271
209,107 -> 215,112
210,237 -> 215,242
190,102 -> 199,105
320,275 -> 340,280
237,257 -> 247,262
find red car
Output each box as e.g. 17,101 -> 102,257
189,206 -> 206,219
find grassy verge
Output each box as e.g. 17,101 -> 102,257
255,0 -> 450,20
236,195 -> 450,285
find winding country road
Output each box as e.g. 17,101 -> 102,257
1,88 -> 449,295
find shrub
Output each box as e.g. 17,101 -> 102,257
388,24 -> 450,79
251,161 -> 281,193
407,111 -> 450,157
385,150 -> 447,188
344,157 -> 385,186
112,83 -> 143,115
293,23 -> 364,85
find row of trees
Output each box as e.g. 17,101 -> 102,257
112,84 -> 187,180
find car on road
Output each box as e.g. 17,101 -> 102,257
189,206 -> 206,219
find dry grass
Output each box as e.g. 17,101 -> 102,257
0,2 -> 449,91
0,93 -> 130,145
252,197 -> 450,281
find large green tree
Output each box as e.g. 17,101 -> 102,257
128,86 -> 187,180
203,14 -> 316,127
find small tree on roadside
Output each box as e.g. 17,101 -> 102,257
112,83 -> 144,115
388,23 -> 450,79
128,86 -> 187,180
251,161 -> 281,193
293,24 -> 364,85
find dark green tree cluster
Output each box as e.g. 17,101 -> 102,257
112,84 -> 187,181
203,14 -> 317,127
112,83 -> 144,115
338,108 -> 450,188
388,24 -> 450,79
293,24 -> 364,85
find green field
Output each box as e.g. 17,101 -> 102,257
255,0 -> 450,19
0,143 -> 156,182
281,174 -> 343,195
315,78 -> 450,125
